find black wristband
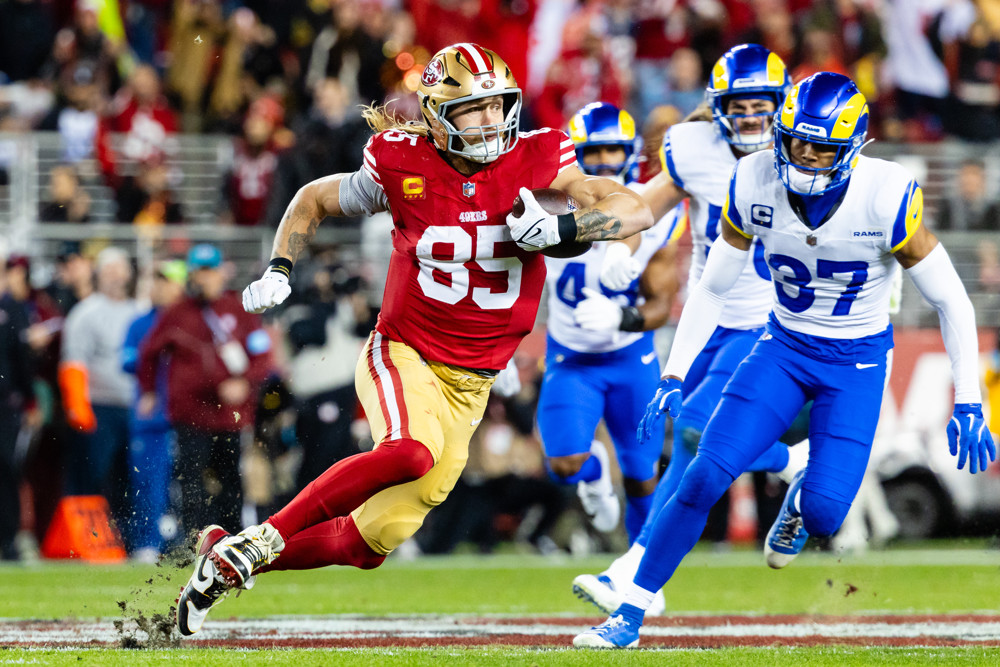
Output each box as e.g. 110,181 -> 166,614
557,213 -> 577,243
619,306 -> 645,332
268,257 -> 293,278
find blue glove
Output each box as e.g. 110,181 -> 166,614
637,377 -> 683,443
947,403 -> 996,474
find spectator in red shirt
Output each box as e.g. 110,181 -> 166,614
137,244 -> 273,534
222,98 -> 285,226
98,64 -> 179,182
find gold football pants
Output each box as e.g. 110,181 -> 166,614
351,332 -> 494,555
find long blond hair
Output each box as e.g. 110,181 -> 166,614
362,103 -> 429,136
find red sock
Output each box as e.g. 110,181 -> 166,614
261,516 -> 385,571
267,438 -> 433,539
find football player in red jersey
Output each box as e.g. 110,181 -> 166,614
174,42 -> 653,636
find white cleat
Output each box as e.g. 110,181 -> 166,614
572,573 -> 621,615
176,525 -> 246,636
572,572 -> 666,616
648,588 -> 666,616
211,523 -> 285,588
577,441 -> 620,533
573,614 -> 641,649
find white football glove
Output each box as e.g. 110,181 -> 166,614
242,269 -> 292,314
491,357 -> 522,398
600,241 -> 641,291
506,187 -> 561,251
574,287 -> 623,332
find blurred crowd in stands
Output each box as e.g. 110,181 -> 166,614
3,0 -> 1000,228
4,0 -> 1000,564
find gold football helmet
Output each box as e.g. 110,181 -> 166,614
417,43 -> 521,163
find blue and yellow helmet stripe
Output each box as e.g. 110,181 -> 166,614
568,102 -> 637,181
773,72 -> 869,195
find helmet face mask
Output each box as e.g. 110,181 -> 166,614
773,72 -> 869,196
707,44 -> 790,153
567,102 -> 637,183
715,97 -> 778,153
436,91 -> 522,163
417,43 -> 521,164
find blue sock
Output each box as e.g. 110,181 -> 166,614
616,602 -> 645,625
747,441 -> 789,473
624,492 -> 654,544
634,456 -> 732,593
545,454 -> 601,485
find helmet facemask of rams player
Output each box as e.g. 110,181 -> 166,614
707,44 -> 791,154
567,102 -> 638,184
417,43 -> 522,164
773,72 -> 869,196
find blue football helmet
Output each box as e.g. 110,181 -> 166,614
707,44 -> 791,153
568,102 -> 638,183
773,72 -> 869,196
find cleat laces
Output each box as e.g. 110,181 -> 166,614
773,514 -> 804,549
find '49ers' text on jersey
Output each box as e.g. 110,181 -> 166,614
363,127 -> 576,370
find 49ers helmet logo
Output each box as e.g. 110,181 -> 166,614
421,59 -> 445,87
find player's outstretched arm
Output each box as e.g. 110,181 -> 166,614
637,225 -> 748,441
244,172 -> 380,314
896,224 -> 996,473
634,170 -> 688,221
661,221 -> 750,381
270,174 -> 353,264
551,166 -> 654,242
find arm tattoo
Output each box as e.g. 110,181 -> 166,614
285,218 -> 320,261
574,210 -> 624,241
276,200 -> 322,262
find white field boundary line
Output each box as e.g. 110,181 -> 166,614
4,616 -> 1000,646
372,548 -> 1000,570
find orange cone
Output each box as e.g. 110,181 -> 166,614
40,496 -> 127,562
726,474 -> 759,545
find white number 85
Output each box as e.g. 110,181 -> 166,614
416,225 -> 523,309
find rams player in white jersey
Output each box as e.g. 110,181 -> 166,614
571,43 -> 807,617
539,101 -> 683,544
574,71 -> 995,649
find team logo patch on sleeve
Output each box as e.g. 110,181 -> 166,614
402,176 -> 425,200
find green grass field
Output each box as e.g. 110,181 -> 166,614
3,541 -> 1000,665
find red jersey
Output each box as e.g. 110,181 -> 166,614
365,127 -> 575,370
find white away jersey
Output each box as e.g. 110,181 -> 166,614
661,121 -> 772,330
545,203 -> 683,353
724,151 -> 922,339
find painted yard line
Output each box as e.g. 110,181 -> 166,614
5,615 -> 1000,647
484,614 -> 1000,626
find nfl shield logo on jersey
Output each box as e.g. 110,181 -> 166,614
463,182 -> 476,197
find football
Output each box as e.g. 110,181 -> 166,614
510,188 -> 593,258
